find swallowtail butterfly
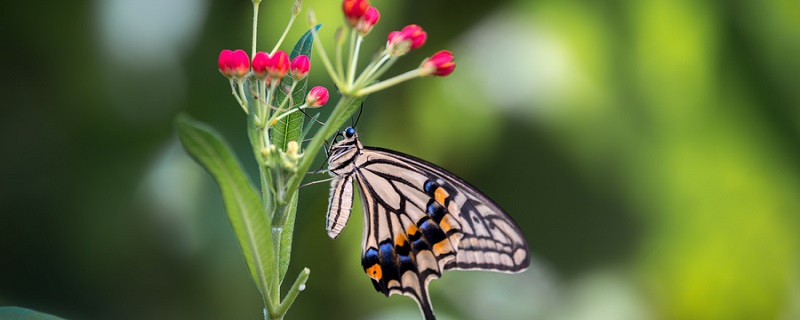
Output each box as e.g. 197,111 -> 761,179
326,127 -> 530,319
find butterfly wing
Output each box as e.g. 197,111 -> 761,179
352,147 -> 530,319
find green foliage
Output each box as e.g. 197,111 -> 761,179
270,25 -> 320,284
175,114 -> 273,294
278,192 -> 298,283
176,26 -> 324,319
270,25 -> 321,151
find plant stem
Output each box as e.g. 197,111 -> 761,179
282,95 -> 362,205
271,12 -> 297,54
356,68 -> 419,96
346,28 -> 357,86
348,34 -> 363,87
353,53 -> 391,88
251,1 -> 261,57
275,268 -> 311,316
230,79 -> 247,113
308,21 -> 343,88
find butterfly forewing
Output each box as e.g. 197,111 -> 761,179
326,129 -> 530,320
366,147 -> 530,272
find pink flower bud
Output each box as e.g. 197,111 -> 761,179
218,49 -> 250,78
421,50 -> 456,77
267,50 -> 291,79
252,51 -> 270,78
386,24 -> 427,56
290,55 -> 310,80
306,86 -> 329,107
356,6 -> 380,35
342,0 -> 370,28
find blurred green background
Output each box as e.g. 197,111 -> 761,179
2,0 -> 799,319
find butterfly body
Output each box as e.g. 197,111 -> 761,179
326,127 -> 530,320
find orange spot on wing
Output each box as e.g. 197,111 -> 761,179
407,224 -> 418,236
395,233 -> 407,247
434,187 -> 449,206
439,215 -> 452,232
432,240 -> 452,255
366,264 -> 382,281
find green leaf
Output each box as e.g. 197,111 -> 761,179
270,25 -> 321,284
270,25 -> 322,151
278,191 -> 298,282
175,114 -> 273,293
0,307 -> 64,320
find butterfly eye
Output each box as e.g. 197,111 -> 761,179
344,127 -> 356,138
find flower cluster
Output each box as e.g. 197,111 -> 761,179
262,140 -> 303,173
310,0 -> 456,97
217,48 -> 329,115
216,0 -> 334,178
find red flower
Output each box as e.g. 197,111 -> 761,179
268,50 -> 291,79
218,49 -> 250,78
306,86 -> 329,107
291,55 -> 310,80
252,52 -> 269,78
421,50 -> 456,77
342,0 -> 369,27
387,24 -> 427,56
356,6 -> 380,35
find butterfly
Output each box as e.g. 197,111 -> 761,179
325,127 -> 530,320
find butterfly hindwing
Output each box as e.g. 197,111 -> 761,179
326,129 -> 530,320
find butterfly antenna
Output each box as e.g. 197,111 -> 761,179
351,102 -> 365,127
298,107 -> 325,126
308,133 -> 336,176
299,177 -> 334,188
309,152 -> 328,175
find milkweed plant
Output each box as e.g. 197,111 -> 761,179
175,0 -> 455,318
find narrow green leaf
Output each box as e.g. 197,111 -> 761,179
175,114 -> 273,293
0,307 -> 64,320
278,191 -> 298,282
299,112 -> 321,143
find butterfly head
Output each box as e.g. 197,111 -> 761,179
344,126 -> 356,138
327,127 -> 364,175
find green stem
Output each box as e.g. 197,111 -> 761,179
271,12 -> 298,54
348,34 -> 363,87
335,30 -> 345,85
282,95 -> 362,205
274,268 -> 311,317
346,28 -> 357,86
244,96 -> 276,320
230,79 -> 248,114
251,1 -> 261,57
353,52 -> 391,88
270,104 -> 309,125
356,68 -> 420,96
308,21 -> 343,88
